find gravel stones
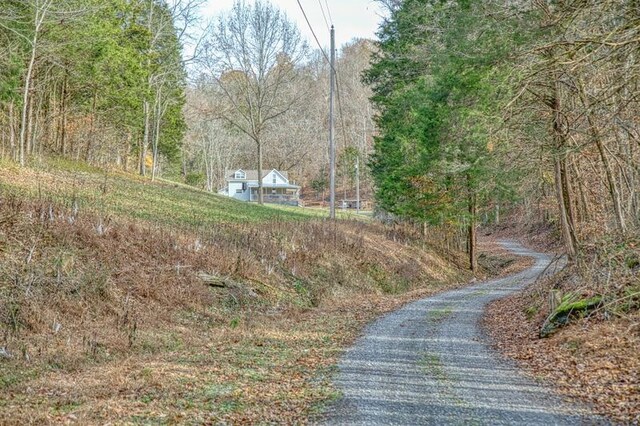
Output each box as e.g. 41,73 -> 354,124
323,241 -> 605,425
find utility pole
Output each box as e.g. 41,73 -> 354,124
356,114 -> 366,214
356,156 -> 360,214
329,25 -> 336,219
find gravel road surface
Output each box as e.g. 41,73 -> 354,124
322,241 -> 605,425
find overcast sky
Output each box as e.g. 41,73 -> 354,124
199,0 -> 386,50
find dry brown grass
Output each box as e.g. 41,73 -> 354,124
0,189 -> 471,424
1,291 -> 454,425
477,237 -> 536,279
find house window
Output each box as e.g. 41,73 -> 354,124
235,170 -> 246,179
272,189 -> 276,194
236,188 -> 243,193
272,173 -> 277,184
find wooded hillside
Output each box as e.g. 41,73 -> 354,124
0,0 -> 379,200
1,0 -> 638,421
368,0 -> 639,266
0,0 -> 189,174
368,1 -> 638,421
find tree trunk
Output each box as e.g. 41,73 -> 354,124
551,78 -> 578,260
27,94 -> 38,157
560,157 -> 578,238
573,77 -> 627,234
85,90 -> 98,162
467,175 -> 478,273
594,134 -> 626,234
140,99 -> 150,176
18,0 -> 51,166
124,131 -> 131,172
60,73 -> 68,156
0,110 -> 5,158
554,157 -> 577,260
9,101 -> 16,161
25,92 -> 33,158
204,142 -> 213,192
19,37 -> 38,167
257,141 -> 264,204
571,159 -> 591,223
151,90 -> 163,181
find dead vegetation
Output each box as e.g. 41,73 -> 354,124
484,236 -> 640,424
0,188 -> 470,423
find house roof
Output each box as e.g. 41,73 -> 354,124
226,169 -> 290,181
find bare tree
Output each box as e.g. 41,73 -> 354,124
185,86 -> 243,192
202,0 -> 308,204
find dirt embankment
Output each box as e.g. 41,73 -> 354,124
0,191 -> 476,424
483,232 -> 640,425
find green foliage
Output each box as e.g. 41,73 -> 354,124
338,147 -> 360,184
0,0 -> 186,168
366,0 -> 526,227
0,53 -> 22,104
185,172 -> 205,187
310,174 -> 328,194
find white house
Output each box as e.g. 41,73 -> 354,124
219,169 -> 301,205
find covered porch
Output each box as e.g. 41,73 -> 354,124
249,184 -> 301,205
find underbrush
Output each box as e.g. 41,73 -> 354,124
526,235 -> 639,328
0,190 -> 468,423
484,235 -> 640,424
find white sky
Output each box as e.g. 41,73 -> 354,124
199,0 -> 385,50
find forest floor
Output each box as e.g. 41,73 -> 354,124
0,159 -> 520,424
482,223 -> 640,425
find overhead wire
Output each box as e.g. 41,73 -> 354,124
317,0 -> 330,32
295,0 -> 350,149
296,0 -> 331,65
319,0 -> 347,149
324,0 -> 334,26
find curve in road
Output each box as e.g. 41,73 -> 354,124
322,241 -> 606,425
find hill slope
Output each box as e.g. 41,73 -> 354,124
0,160 -> 473,424
0,158 -> 341,227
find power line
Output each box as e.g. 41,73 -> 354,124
296,0 -> 350,202
324,0 -> 334,25
295,0 -> 347,141
296,0 -> 331,65
317,0 -> 330,32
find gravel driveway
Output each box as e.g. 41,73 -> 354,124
322,241 -> 605,425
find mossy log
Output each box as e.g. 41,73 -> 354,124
540,294 -> 602,338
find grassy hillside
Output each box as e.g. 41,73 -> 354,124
0,158 -> 350,228
0,161 -> 475,424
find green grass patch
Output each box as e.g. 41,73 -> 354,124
426,305 -> 454,322
0,159 -> 360,228
418,352 -> 447,380
0,365 -> 40,390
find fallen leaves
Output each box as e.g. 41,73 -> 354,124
484,288 -> 640,424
